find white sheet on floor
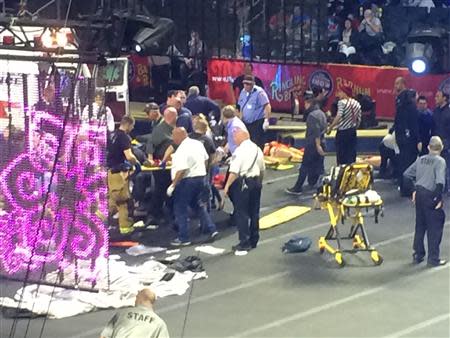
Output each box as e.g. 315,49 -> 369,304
125,245 -> 166,256
0,258 -> 207,319
194,245 -> 226,255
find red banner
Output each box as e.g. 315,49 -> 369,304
207,59 -> 450,119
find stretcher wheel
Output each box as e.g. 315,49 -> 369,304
370,251 -> 383,266
335,252 -> 345,267
318,238 -> 326,254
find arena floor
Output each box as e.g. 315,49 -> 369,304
1,157 -> 449,338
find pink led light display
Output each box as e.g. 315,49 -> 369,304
0,110 -> 109,278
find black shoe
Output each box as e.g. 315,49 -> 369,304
285,187 -> 303,196
412,253 -> 424,264
427,259 -> 447,267
206,231 -> 219,242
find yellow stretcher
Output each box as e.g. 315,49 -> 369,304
314,163 -> 384,267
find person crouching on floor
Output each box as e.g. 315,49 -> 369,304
224,128 -> 265,255
403,136 -> 447,267
101,288 -> 169,338
168,127 -> 218,246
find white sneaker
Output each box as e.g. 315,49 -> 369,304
234,250 -> 248,256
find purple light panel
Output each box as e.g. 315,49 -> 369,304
0,110 -> 109,278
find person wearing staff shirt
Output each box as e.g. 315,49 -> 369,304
167,127 -> 218,246
237,75 -> 271,149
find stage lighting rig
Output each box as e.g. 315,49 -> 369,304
405,27 -> 446,75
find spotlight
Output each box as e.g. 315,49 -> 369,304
127,15 -> 175,55
56,31 -> 68,47
411,59 -> 427,74
405,28 -> 446,75
42,30 -> 54,48
133,43 -> 143,53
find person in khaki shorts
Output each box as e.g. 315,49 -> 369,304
107,116 -> 139,235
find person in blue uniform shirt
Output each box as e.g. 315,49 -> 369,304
237,75 -> 271,149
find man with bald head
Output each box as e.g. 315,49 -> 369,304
224,128 -> 265,255
393,77 -> 420,196
100,288 -> 169,338
168,127 -> 218,246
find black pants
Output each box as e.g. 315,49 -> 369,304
397,142 -> 418,196
229,177 -> 262,248
336,128 -> 357,165
379,143 -> 397,178
414,187 -> 445,265
244,119 -> 265,150
292,144 -> 324,190
146,170 -> 171,219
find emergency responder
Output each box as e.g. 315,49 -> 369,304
144,107 -> 177,227
101,288 -> 169,338
286,90 -> 327,195
403,136 -> 447,267
393,77 -> 420,196
168,127 -> 218,246
237,75 -> 271,149
221,105 -> 247,155
107,116 -> 139,235
224,129 -> 265,255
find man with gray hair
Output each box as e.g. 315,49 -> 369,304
404,136 -> 447,267
185,85 -> 221,121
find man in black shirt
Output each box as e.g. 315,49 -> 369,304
107,116 -> 139,235
393,77 -> 420,196
433,90 -> 450,191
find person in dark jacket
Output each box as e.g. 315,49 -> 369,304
433,90 -> 450,192
184,86 -> 221,121
393,77 -> 420,196
416,95 -> 434,156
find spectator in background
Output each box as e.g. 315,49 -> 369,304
185,86 -> 221,121
180,30 -> 208,90
358,9 -> 383,64
416,95 -> 434,155
338,18 -> 357,62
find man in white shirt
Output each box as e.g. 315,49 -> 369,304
168,127 -> 218,246
224,129 -> 265,255
100,288 -> 169,338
